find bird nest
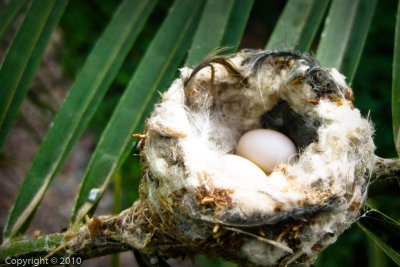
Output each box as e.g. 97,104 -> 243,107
137,50 -> 375,266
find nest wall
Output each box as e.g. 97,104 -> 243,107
139,50 -> 375,266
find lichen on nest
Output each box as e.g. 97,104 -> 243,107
134,50 -> 376,266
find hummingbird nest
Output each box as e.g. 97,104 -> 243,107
136,50 -> 375,266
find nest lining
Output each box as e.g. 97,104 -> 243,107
140,50 -> 375,266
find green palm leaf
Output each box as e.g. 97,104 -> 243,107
0,0 -> 29,41
71,0 -> 206,223
3,0 -> 156,241
266,0 -> 330,51
0,0 -> 67,150
316,0 -> 377,83
358,209 -> 400,265
219,0 -> 253,55
186,0 -> 247,66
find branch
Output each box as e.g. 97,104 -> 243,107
2,157 -> 400,264
371,157 -> 400,182
368,156 -> 400,197
0,200 -> 157,264
0,234 -> 64,260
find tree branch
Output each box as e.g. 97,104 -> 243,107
368,157 -> 400,197
371,157 -> 400,183
0,200 -> 156,265
1,157 -> 400,264
0,233 -> 64,260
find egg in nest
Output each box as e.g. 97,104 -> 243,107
137,50 -> 375,266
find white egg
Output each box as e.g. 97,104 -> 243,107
236,129 -> 296,174
213,154 -> 268,188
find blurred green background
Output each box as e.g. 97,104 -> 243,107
3,0 -> 398,266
